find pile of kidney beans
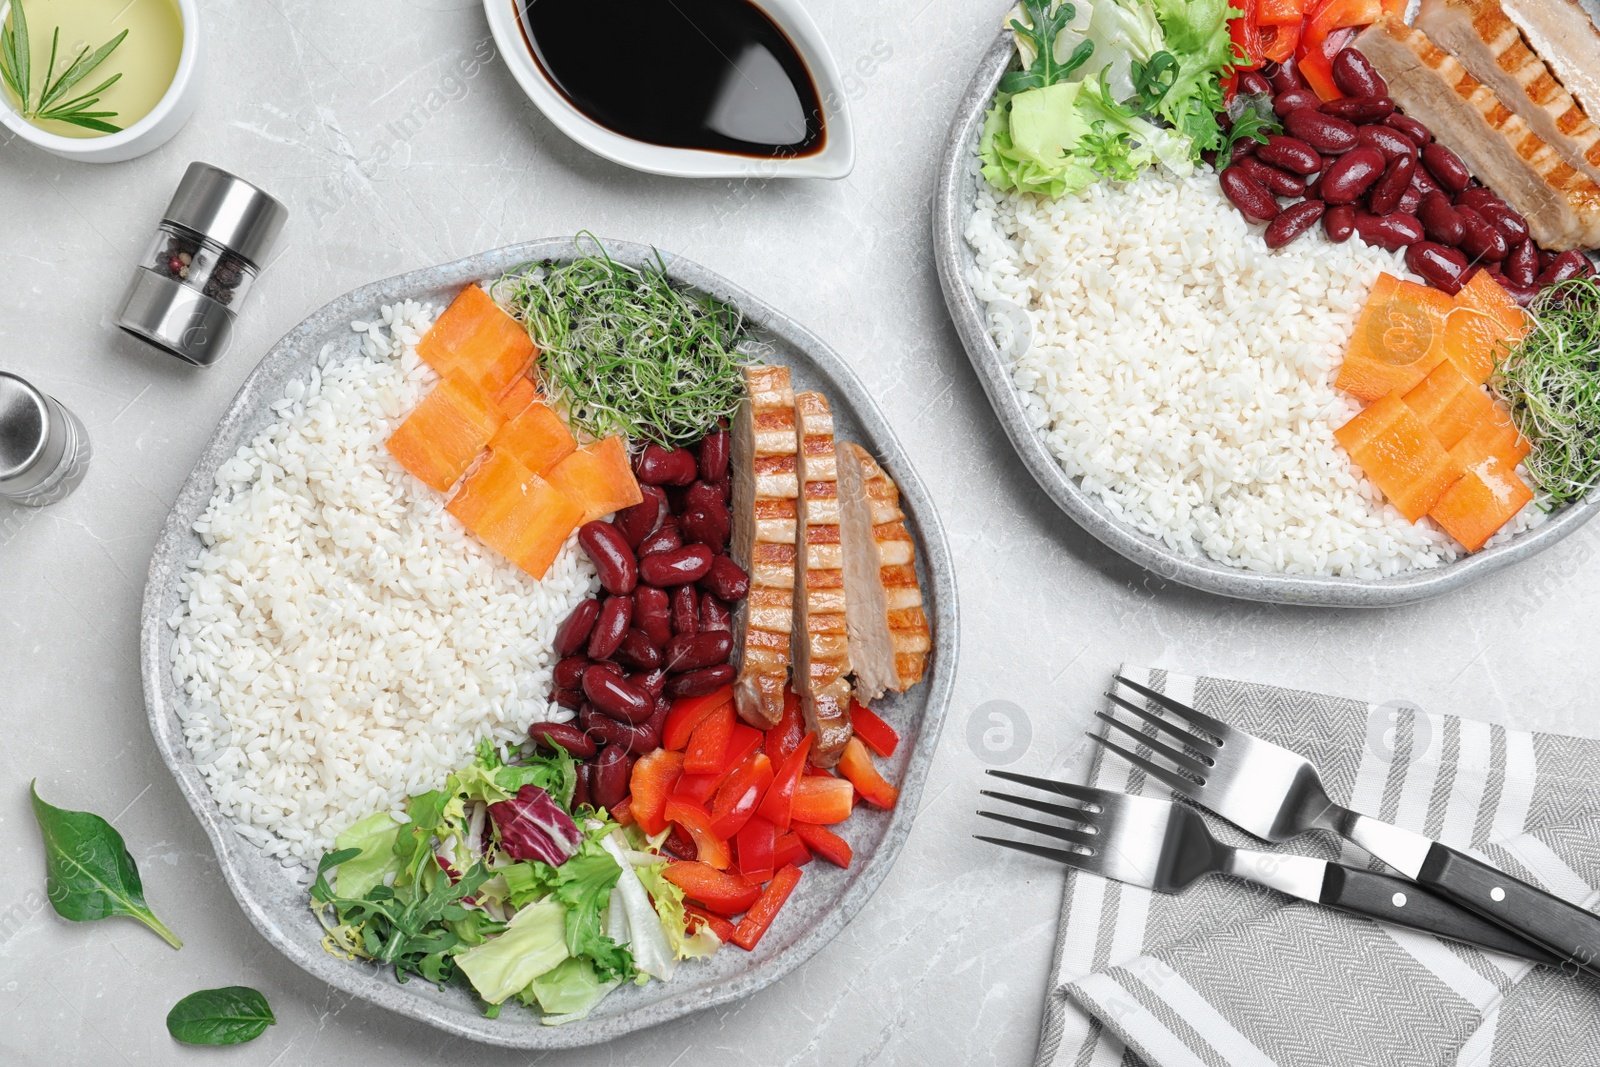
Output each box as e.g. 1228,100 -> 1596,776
1218,49 -> 1595,303
529,427 -> 750,813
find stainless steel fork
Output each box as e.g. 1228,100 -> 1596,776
1091,673 -> 1600,976
977,771 -> 1558,964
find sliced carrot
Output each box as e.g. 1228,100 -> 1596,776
1334,275 -> 1452,402
1447,403 -> 1532,477
417,285 -> 536,397
385,372 -> 506,492
496,375 -> 540,419
732,864 -> 802,951
446,450 -> 583,579
488,401 -> 577,477
1400,360 -> 1481,449
1337,395 -> 1456,522
1429,455 -> 1533,551
1332,393 -> 1408,458
545,436 -> 644,524
836,737 -> 899,810
791,822 -> 852,868
1439,272 -> 1530,385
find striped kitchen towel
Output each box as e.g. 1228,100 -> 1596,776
1035,668 -> 1600,1067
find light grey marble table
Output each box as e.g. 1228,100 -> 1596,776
4,1 -> 1600,1064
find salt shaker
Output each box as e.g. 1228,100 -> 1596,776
0,373 -> 92,507
116,163 -> 289,367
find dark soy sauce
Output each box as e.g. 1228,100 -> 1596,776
517,0 -> 825,158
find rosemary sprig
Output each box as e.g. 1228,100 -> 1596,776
1,0 -> 127,133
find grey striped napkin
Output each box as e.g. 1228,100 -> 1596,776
1035,667 -> 1600,1067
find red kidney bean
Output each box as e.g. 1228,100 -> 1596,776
671,584 -> 699,635
1323,204 -> 1357,242
578,521 -> 637,596
1418,192 -> 1465,245
1267,58 -> 1308,94
1321,147 -> 1387,204
553,655 -> 592,691
1476,201 -> 1529,245
633,586 -> 673,649
550,686 -> 583,710
680,503 -> 732,549
685,480 -> 723,514
666,664 -> 738,699
1263,200 -> 1326,249
1453,186 -> 1499,213
583,668 -> 654,723
591,745 -> 629,810
586,595 -> 633,660
640,544 -> 715,586
1321,95 -> 1395,123
1505,239 -> 1539,287
1397,184 -> 1423,215
634,443 -> 699,486
716,470 -> 731,503
586,712 -> 659,755
571,763 -> 592,810
1384,113 -> 1431,147
1366,154 -> 1415,215
613,486 -> 668,549
1257,135 -> 1322,175
1502,280 -> 1541,307
614,628 -> 662,670
636,519 -> 683,559
1537,250 -> 1590,286
1357,125 -> 1417,162
1273,89 -> 1320,118
1238,157 -> 1307,198
1285,108 -> 1359,153
1406,241 -> 1471,293
529,720 -> 597,758
664,630 -> 733,673
553,598 -> 600,658
1410,165 -> 1441,199
1238,69 -> 1273,97
634,668 -> 668,699
1220,166 -> 1281,222
1354,210 -> 1425,251
700,593 -> 732,633
698,430 -> 729,482
1456,207 -> 1508,261
1420,143 -> 1471,194
588,659 -> 624,679
1333,47 -> 1387,98
1539,249 -> 1558,272
1227,139 -> 1257,166
699,554 -> 750,603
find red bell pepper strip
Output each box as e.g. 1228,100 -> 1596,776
1228,0 -> 1266,69
765,688 -> 806,764
628,747 -> 683,837
664,860 -> 761,914
610,796 -> 635,827
665,824 -> 697,860
735,814 -> 777,884
791,821 -> 853,868
663,687 -> 733,751
849,704 -> 900,758
732,864 -> 803,951
664,797 -> 732,869
772,831 -> 812,869
675,723 -> 764,804
683,701 -> 735,774
790,776 -> 855,825
684,903 -> 739,944
837,737 -> 899,810
1257,0 -> 1305,24
710,752 -> 775,840
1260,19 -> 1301,65
756,733 -> 812,832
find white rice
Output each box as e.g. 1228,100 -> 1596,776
965,167 -> 1544,578
169,301 -> 597,870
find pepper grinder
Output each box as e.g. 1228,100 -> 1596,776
0,372 -> 92,507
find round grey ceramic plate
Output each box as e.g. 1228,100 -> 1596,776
139,239 -> 957,1048
933,32 -> 1600,608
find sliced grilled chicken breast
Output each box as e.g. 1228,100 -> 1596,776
837,443 -> 931,703
1499,0 -> 1600,125
1417,0 -> 1600,187
731,365 -> 798,729
1354,16 -> 1600,249
792,391 -> 853,766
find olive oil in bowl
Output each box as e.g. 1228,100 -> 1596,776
1,0 -> 183,138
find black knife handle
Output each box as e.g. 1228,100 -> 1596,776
1320,863 -> 1561,966
1417,844 -> 1600,976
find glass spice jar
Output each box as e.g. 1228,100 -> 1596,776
116,163 -> 288,367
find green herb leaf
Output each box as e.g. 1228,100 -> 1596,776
1217,99 -> 1280,162
42,71 -> 120,116
38,27 -> 125,112
29,781 -> 182,949
165,986 -> 276,1046
11,0 -> 30,112
1130,51 -> 1178,111
999,0 -> 1094,94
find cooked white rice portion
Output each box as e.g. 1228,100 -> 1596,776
966,168 -> 1542,578
169,301 -> 596,870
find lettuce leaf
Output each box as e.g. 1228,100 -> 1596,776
1144,0 -> 1236,155
636,862 -> 721,961
599,834 -> 677,982
332,811 -> 402,898
455,898 -> 568,1005
521,956 -> 622,1021
500,826 -> 634,982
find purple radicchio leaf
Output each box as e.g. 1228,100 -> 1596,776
489,785 -> 583,865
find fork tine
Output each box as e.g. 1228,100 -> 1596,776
975,835 -> 1093,870
1088,732 -> 1204,796
979,789 -> 1100,828
1112,675 -> 1231,740
977,809 -> 1098,848
986,769 -> 1109,806
1095,713 -> 1210,781
1104,692 -> 1219,756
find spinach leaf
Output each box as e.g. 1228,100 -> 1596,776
29,781 -> 181,949
166,986 -> 275,1046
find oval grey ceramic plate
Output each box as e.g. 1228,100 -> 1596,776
933,32 -> 1600,608
139,239 -> 957,1048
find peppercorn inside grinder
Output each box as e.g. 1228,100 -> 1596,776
116,163 -> 288,367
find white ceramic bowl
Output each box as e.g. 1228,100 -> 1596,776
0,0 -> 204,164
482,0 -> 854,180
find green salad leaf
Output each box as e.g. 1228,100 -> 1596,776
999,0 -> 1095,93
1141,0 -> 1237,155
636,862 -> 721,960
455,898 -> 569,1005
166,986 -> 275,1046
332,812 -> 402,899
29,781 -> 182,949
502,828 -> 633,982
522,956 -> 622,1022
